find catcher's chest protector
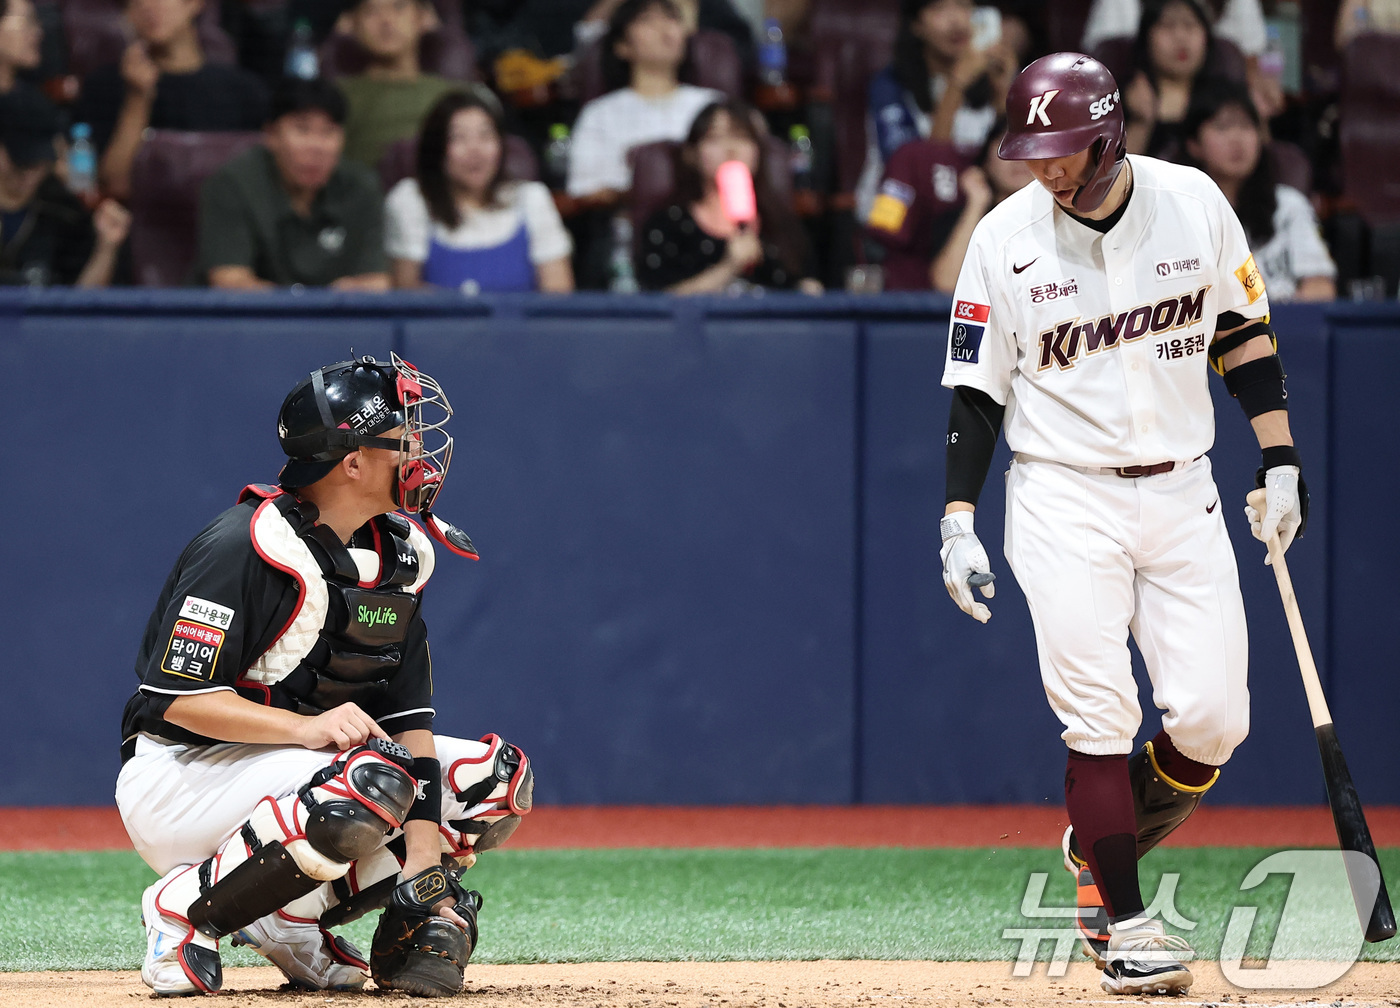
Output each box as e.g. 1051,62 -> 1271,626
237,485 -> 436,710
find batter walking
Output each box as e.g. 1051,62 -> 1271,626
939,53 -> 1306,994
117,355 -> 533,997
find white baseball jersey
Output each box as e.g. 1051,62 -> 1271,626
942,154 -> 1270,469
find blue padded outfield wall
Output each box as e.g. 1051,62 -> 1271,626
1,291 -> 1395,807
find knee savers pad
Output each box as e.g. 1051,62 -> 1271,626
446,734 -> 533,815
298,739 -> 418,865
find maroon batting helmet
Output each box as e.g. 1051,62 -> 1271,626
999,52 -> 1125,212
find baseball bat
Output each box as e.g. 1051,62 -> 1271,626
1247,489 -> 1396,943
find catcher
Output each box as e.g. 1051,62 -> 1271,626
115,355 -> 533,996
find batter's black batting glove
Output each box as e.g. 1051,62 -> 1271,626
370,863 -> 483,997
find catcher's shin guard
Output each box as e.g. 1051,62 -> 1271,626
1064,740 -> 1219,867
371,864 -> 482,996
188,740 -> 417,943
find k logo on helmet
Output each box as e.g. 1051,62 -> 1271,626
1026,89 -> 1060,126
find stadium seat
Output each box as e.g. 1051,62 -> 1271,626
63,0 -> 236,79
1268,139 -> 1312,196
376,133 -> 541,192
1340,33 -> 1400,227
128,129 -> 262,287
570,29 -> 743,104
318,27 -> 478,81
626,134 -> 792,250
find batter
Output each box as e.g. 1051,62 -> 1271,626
938,53 -> 1307,995
116,355 -> 533,997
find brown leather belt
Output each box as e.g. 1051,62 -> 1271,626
1113,455 -> 1203,478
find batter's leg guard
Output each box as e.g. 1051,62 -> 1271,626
1064,739 -> 1219,866
138,739 -> 417,995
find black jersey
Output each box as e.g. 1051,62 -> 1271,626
121,498 -> 434,747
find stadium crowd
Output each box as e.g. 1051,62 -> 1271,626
0,0 -> 1393,298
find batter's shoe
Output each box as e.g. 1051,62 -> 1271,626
232,912 -> 368,991
140,870 -> 222,996
1099,918 -> 1194,996
1061,826 -> 1109,969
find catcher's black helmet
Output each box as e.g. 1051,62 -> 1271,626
277,357 -> 406,490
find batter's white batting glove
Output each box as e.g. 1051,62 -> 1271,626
940,510 -> 995,623
1244,465 -> 1302,564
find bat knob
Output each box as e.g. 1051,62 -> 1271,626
968,572 -> 995,588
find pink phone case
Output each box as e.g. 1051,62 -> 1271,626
716,160 -> 757,223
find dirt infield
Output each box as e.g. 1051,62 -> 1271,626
3,962 -> 1398,1008
6,806 -> 1400,851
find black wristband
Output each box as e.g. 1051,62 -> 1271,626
406,757 -> 441,824
1261,444 -> 1302,471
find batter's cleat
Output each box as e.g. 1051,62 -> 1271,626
1099,918 -> 1194,996
232,912 -> 368,991
140,873 -> 222,996
1062,827 -> 1109,969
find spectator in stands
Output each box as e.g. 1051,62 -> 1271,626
635,98 -> 819,294
1123,0 -> 1220,160
1336,0 -> 1400,48
865,126 -> 1031,292
1084,0 -> 1266,60
572,0 -> 753,65
0,0 -> 41,97
385,88 -> 573,292
565,0 -> 721,203
73,0 -> 269,201
1184,78 -> 1335,302
338,0 -> 457,170
0,88 -> 130,286
197,77 -> 389,290
855,0 -> 1015,221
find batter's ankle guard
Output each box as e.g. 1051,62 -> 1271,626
1130,739 -> 1218,858
1064,741 -> 1219,866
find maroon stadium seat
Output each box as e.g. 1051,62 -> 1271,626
807,0 -> 899,196
376,133 -> 541,192
318,27 -> 478,81
128,129 -> 262,287
571,29 -> 743,104
1341,34 -> 1400,226
1268,139 -> 1311,196
63,0 -> 236,79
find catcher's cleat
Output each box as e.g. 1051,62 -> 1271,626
1062,826 -> 1109,969
140,875 -> 221,996
232,911 -> 368,991
1099,918 -> 1194,996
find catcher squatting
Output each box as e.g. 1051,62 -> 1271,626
117,354 -> 533,996
938,54 -> 1307,995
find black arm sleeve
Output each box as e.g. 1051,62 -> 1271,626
945,385 -> 1005,507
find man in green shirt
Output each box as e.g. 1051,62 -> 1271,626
198,77 -> 390,290
338,0 -> 457,169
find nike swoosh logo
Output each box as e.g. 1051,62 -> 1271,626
1207,500 -> 1218,513
1012,258 -> 1039,274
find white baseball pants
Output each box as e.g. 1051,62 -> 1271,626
1003,455 -> 1249,764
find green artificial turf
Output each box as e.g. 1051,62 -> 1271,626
1,847 -> 1397,971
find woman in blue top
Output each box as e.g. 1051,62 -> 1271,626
386,88 -> 574,293
855,0 -> 1015,222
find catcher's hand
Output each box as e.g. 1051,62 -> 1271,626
371,864 -> 483,997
